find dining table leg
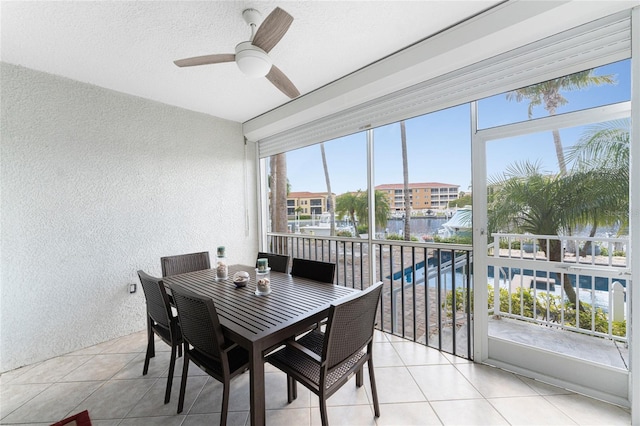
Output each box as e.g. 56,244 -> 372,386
249,346 -> 265,426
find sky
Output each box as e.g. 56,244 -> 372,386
283,59 -> 631,196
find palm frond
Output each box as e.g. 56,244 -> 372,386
566,119 -> 630,170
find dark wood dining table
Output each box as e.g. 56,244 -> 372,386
163,264 -> 358,426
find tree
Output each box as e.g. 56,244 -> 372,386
400,120 -> 411,240
565,119 -> 630,252
487,160 -> 626,308
335,191 -> 364,232
506,70 -> 615,174
320,143 -> 335,236
450,193 -> 472,208
269,153 -> 288,233
356,190 -> 391,233
567,119 -> 630,171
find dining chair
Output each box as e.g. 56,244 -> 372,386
137,270 -> 183,404
256,251 -> 290,273
291,258 -> 336,330
266,281 -> 383,426
160,251 -> 211,277
290,258 -> 335,283
170,283 -> 250,422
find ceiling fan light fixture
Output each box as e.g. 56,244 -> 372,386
235,41 -> 272,78
174,7 -> 299,98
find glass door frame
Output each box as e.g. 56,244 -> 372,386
471,100 -> 633,406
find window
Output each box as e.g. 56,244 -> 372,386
478,60 -> 631,130
374,104 -> 471,239
263,59 -> 629,243
267,132 -> 367,234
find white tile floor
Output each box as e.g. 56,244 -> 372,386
0,330 -> 631,425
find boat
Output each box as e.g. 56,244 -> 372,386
300,213 -> 354,236
438,206 -> 472,238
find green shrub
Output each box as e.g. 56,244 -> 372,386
433,235 -> 472,245
356,225 -> 368,234
612,321 -> 626,337
561,305 -> 615,335
445,287 -> 474,314
487,285 -> 626,337
386,233 -> 418,241
497,287 -> 544,318
499,240 -> 523,249
336,230 -> 353,237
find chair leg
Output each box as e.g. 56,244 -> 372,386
164,343 -> 177,404
367,359 -> 380,417
221,380 -> 230,426
143,326 -> 154,375
286,375 -> 297,403
147,316 -> 155,358
177,350 -> 190,414
319,396 -> 329,426
356,366 -> 363,387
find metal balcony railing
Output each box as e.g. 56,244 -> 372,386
266,232 -> 474,360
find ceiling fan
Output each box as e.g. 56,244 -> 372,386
173,7 -> 300,99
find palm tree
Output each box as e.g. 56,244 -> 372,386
488,160 -> 626,308
269,153 -> 288,233
320,143 -> 335,235
335,191 -> 363,233
400,120 -> 411,240
566,119 -> 630,253
506,70 -> 615,174
353,190 -> 390,235
567,119 -> 630,170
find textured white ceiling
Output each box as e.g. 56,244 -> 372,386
0,1 -> 501,123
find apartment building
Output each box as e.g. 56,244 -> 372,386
375,182 -> 460,212
287,191 -> 335,216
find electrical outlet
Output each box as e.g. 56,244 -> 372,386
129,283 -> 137,294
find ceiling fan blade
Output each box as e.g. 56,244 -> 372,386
173,53 -> 235,67
252,7 -> 293,53
266,65 -> 300,99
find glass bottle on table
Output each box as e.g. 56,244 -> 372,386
255,258 -> 271,295
215,246 -> 228,280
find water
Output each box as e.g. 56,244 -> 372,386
291,216 -> 449,237
384,217 -> 448,237
400,263 -> 614,313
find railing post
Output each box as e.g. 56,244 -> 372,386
493,234 -> 501,317
612,281 -> 625,322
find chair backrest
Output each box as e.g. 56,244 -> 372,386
323,282 -> 383,370
290,258 -> 336,283
161,251 -> 211,277
256,252 -> 290,273
170,283 -> 226,360
137,270 -> 173,329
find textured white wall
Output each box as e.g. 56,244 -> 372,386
0,63 -> 257,372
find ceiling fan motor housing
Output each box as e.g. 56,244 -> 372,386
242,8 -> 262,27
235,41 -> 272,78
